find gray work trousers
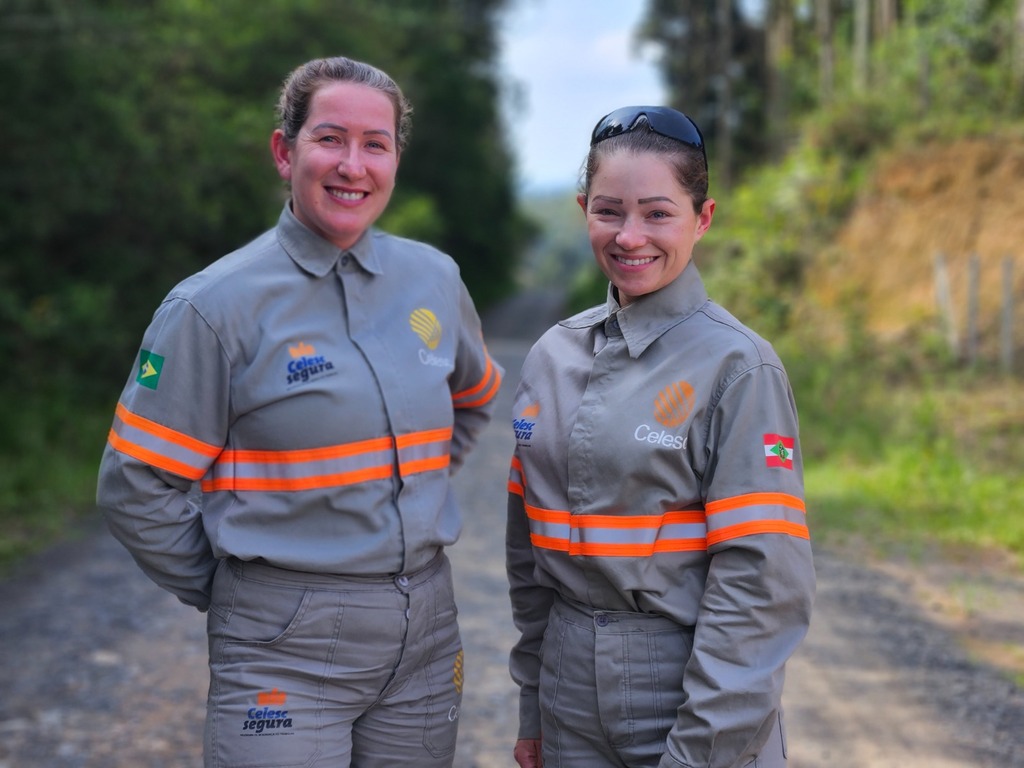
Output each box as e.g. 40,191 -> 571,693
539,596 -> 786,768
203,552 -> 462,767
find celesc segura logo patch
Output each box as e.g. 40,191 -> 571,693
240,688 -> 294,736
285,341 -> 335,386
513,402 -> 539,446
410,308 -> 452,368
634,381 -> 693,450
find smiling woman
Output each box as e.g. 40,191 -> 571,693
505,106 -> 814,768
271,80 -> 400,250
95,55 -> 503,768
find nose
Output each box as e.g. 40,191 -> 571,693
336,146 -> 366,179
615,217 -> 647,250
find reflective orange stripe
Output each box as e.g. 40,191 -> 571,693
202,426 -> 451,492
218,437 -> 394,465
706,492 -> 805,515
510,463 -> 808,555
522,503 -> 708,557
707,520 -> 810,546
396,427 -> 452,449
108,403 -> 221,480
705,492 -> 809,545
107,429 -> 208,480
453,354 -> 503,409
109,403 -> 453,492
114,403 -> 222,458
507,456 -> 525,496
202,465 -> 393,492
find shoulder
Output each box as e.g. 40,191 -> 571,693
167,227 -> 284,305
371,229 -> 461,278
694,301 -> 785,370
523,303 -> 602,368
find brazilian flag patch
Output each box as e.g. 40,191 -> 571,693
136,349 -> 165,390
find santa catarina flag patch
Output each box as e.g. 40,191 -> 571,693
763,433 -> 795,469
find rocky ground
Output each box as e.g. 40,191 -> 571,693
2,299 -> 1023,767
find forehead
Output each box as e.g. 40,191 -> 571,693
591,150 -> 683,194
307,81 -> 396,128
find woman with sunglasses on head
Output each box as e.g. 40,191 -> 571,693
505,107 -> 815,768
97,55 -> 503,767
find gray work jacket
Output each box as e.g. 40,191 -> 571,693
506,263 -> 814,768
97,204 -> 502,611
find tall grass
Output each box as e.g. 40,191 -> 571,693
0,392 -> 111,571
786,338 -> 1024,565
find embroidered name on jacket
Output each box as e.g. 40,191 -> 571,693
285,341 -> 336,385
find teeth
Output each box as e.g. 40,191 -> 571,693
329,190 -> 366,201
617,256 -> 655,266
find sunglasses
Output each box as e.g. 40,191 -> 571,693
590,106 -> 708,174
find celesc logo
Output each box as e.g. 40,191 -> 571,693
634,381 -> 693,450
513,402 -> 539,446
410,308 -> 453,369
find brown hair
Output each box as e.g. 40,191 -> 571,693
580,126 -> 708,213
276,56 -> 413,152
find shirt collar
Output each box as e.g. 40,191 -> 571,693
276,203 -> 384,277
561,262 -> 710,359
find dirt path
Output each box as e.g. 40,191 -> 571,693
2,330 -> 1023,767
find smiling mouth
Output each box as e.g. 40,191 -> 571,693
614,255 -> 657,266
328,189 -> 368,201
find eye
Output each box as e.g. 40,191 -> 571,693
318,134 -> 342,145
648,210 -> 670,220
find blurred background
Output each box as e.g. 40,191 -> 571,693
1,0 -> 1022,683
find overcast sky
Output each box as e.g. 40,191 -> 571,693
497,0 -> 666,194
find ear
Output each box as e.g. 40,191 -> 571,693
694,198 -> 715,240
270,129 -> 292,181
576,193 -> 587,214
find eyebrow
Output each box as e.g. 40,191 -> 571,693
308,122 -> 394,139
591,194 -> 678,207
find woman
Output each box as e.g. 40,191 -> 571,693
96,56 -> 502,767
506,107 -> 814,768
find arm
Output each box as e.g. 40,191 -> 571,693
449,280 -> 503,471
661,365 -> 815,768
506,449 -> 555,743
95,298 -> 229,611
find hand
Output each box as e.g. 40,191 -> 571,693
513,738 -> 543,768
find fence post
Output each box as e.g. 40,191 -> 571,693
934,252 -> 958,358
966,253 -> 980,368
1002,256 -> 1015,375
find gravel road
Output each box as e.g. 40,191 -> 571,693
2,294 -> 1022,767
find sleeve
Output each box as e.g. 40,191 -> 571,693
505,445 -> 554,741
448,279 -> 503,472
95,297 -> 230,612
660,363 -> 816,768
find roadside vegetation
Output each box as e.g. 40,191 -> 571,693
565,0 -> 1024,567
3,0 -> 1023,574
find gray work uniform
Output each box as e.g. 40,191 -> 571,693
506,263 -> 814,768
97,204 -> 502,767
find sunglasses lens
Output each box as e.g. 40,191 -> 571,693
590,106 -> 708,175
